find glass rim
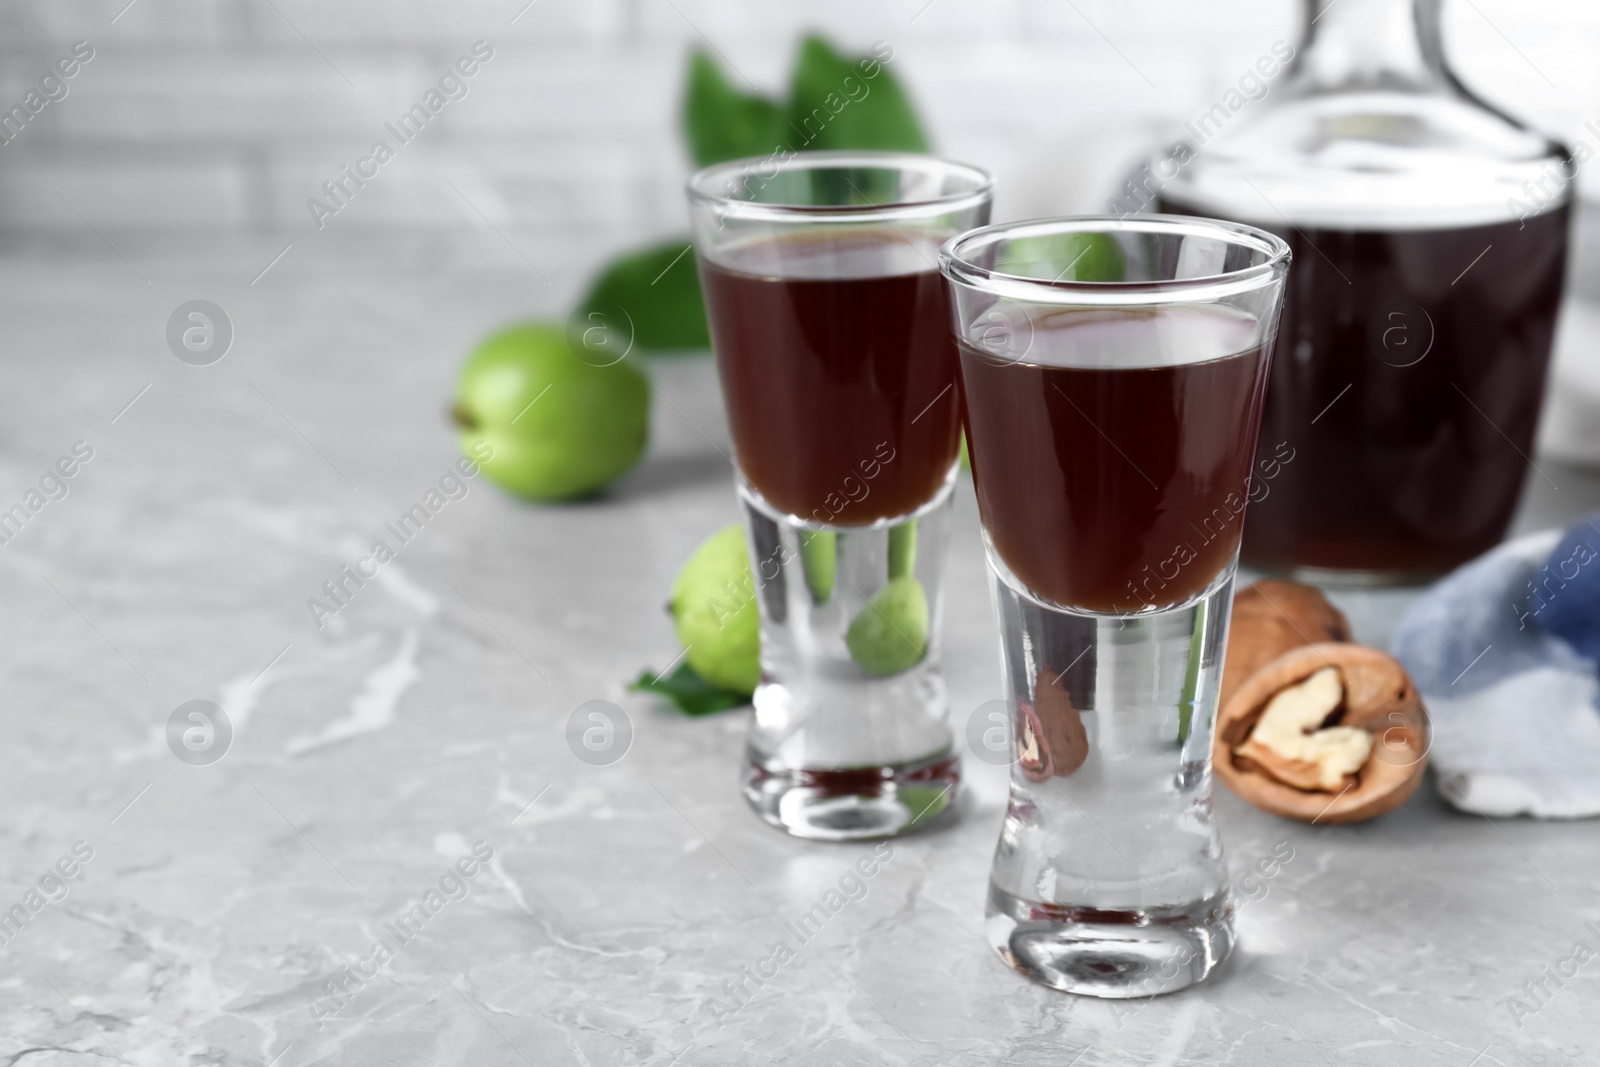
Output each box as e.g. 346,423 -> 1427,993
686,150 -> 994,223
938,214 -> 1293,306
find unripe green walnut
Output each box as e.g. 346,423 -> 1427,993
452,322 -> 649,501
846,577 -> 929,676
668,524 -> 760,694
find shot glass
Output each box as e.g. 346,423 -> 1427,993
940,216 -> 1290,995
688,152 -> 992,840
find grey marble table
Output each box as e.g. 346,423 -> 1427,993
2,266 -> 1597,1067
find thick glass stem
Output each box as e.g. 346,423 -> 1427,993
983,565 -> 1237,997
740,475 -> 958,841
1294,0 -> 1447,90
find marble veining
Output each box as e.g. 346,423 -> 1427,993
0,268 -> 1596,1066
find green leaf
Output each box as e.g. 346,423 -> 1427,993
590,38 -> 934,360
629,661 -> 749,716
997,233 -> 1127,283
683,50 -> 786,167
786,36 -> 929,156
575,240 -> 709,354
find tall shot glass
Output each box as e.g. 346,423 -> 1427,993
688,153 -> 992,841
940,216 -> 1290,995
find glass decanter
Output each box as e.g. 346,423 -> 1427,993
1156,0 -> 1572,583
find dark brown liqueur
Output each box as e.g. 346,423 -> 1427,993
1160,201 -> 1569,576
958,307 -> 1273,613
701,231 -> 962,525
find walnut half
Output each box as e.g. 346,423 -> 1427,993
1234,667 -> 1373,792
1215,643 -> 1429,824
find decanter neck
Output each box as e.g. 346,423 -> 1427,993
1293,0 -> 1449,90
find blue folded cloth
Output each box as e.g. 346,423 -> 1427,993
1391,513 -> 1600,819
1530,515 -> 1600,660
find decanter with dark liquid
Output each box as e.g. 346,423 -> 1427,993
1158,0 -> 1572,581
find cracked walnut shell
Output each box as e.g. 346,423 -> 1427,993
1219,579 -> 1352,714
1215,643 -> 1430,824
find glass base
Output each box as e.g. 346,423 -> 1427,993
737,472 -> 959,841
985,883 -> 1233,998
980,555 -> 1237,996
743,749 -> 958,841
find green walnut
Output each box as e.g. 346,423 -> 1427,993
452,322 -> 650,502
846,577 -> 929,676
668,523 -> 760,695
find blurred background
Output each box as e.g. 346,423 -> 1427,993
0,8 -> 1596,1056
0,0 -> 1597,462
0,0 -> 1594,288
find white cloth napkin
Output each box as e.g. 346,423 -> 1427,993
1390,529 -> 1600,818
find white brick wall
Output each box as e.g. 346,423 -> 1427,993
0,0 -> 1589,283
